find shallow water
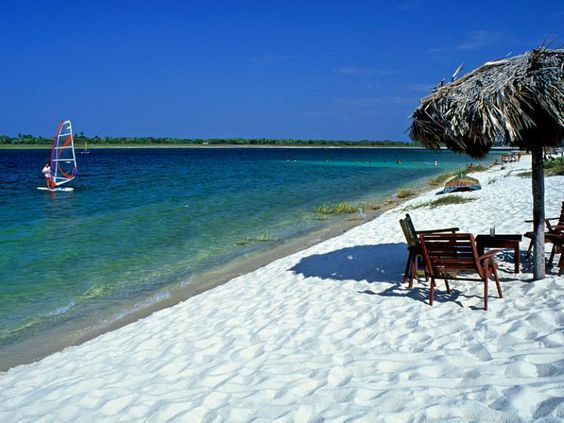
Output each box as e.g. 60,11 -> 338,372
0,147 -> 494,363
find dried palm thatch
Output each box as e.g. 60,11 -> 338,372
410,48 -> 564,158
410,48 -> 564,280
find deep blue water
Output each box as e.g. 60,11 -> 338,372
0,147 -> 494,358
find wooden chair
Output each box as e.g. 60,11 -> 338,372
524,201 -> 564,265
545,233 -> 564,275
399,214 -> 458,288
419,233 -> 502,310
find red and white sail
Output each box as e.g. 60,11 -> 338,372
50,120 -> 78,187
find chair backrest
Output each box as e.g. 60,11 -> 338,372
419,233 -> 481,275
399,214 -> 418,247
547,201 -> 564,234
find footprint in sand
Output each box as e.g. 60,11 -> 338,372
158,362 -> 188,378
534,362 -> 561,377
202,392 -> 229,409
237,345 -> 263,360
262,387 -> 288,400
99,393 -> 138,415
127,404 -> 151,419
293,404 -> 322,423
462,368 -> 481,380
504,361 -> 538,378
539,333 -> 562,348
417,365 -> 446,378
468,344 -> 492,361
199,373 -> 234,389
332,353 -> 354,367
173,406 -> 217,422
327,367 -> 352,387
290,378 -> 325,397
226,407 -> 257,421
206,362 -> 241,376
527,312 -> 557,332
532,397 -> 564,419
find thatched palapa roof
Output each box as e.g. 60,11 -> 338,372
410,48 -> 564,158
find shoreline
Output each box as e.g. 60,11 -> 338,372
0,144 -> 519,150
0,165 -> 450,371
0,184 -> 419,370
1,144 -> 421,150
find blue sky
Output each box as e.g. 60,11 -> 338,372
0,0 -> 562,141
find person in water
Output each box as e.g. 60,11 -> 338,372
42,163 -> 53,188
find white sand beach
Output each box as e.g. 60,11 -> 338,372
1,156 -> 563,421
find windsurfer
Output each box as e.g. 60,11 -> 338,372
42,163 -> 53,188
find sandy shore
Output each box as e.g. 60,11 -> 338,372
1,155 -> 562,421
0,184 -> 404,371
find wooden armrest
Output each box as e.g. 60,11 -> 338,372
478,250 -> 503,261
525,217 -> 558,224
416,227 -> 459,234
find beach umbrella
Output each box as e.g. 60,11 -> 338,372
438,174 -> 481,195
410,48 -> 564,280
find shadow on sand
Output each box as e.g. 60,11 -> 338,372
290,242 -> 467,308
290,243 -> 407,283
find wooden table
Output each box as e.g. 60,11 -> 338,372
476,234 -> 523,273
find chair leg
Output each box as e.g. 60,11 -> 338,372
526,238 -> 534,258
410,256 -> 417,288
483,278 -> 488,311
415,255 -> 428,281
429,277 -> 435,306
418,255 -> 429,281
493,264 -> 502,298
443,273 -> 451,294
548,244 -> 556,267
403,251 -> 412,286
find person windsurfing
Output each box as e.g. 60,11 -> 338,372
42,162 -> 53,188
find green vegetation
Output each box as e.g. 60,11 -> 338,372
0,133 -> 417,148
408,195 -> 476,210
516,157 -> 564,178
364,203 -> 382,211
315,202 -> 359,215
397,188 -> 416,198
427,164 -> 489,187
236,234 -> 278,246
465,164 -> 489,173
0,134 -> 52,145
544,157 -> 564,176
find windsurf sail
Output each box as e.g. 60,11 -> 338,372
50,120 -> 78,187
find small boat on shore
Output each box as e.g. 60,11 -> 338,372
437,173 -> 481,195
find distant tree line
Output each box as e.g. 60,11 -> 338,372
0,133 -> 419,147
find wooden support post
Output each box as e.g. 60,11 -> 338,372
531,145 -> 545,280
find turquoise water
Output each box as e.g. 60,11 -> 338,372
0,147 -> 494,364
